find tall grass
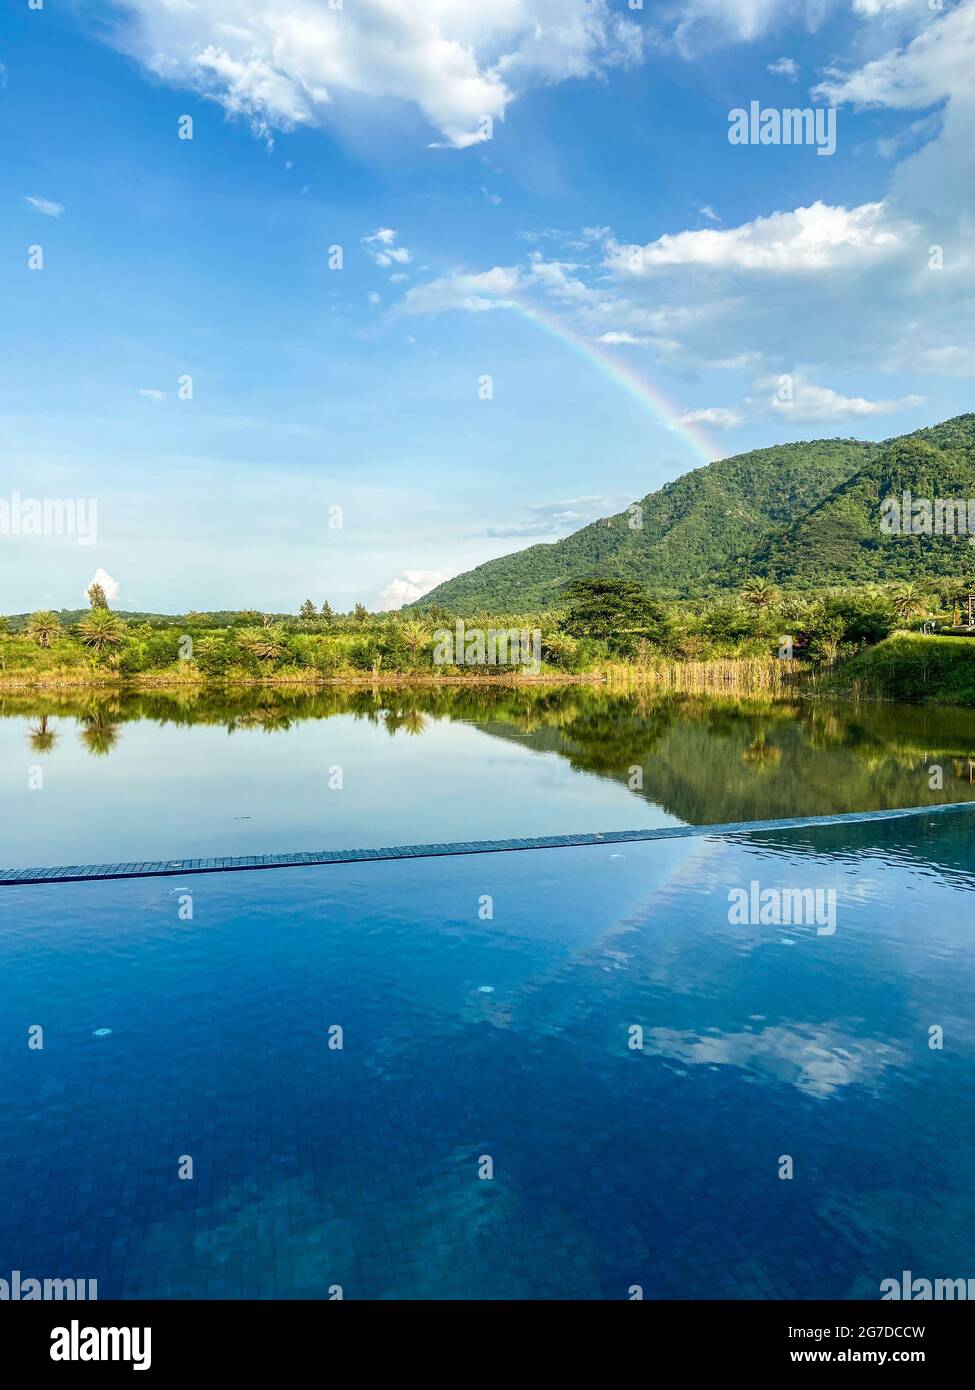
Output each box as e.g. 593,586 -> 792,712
604,656 -> 802,693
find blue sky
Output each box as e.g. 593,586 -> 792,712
2,0 -> 974,612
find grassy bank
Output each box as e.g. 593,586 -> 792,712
824,632 -> 975,706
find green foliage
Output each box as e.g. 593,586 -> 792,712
560,578 -> 663,638
746,425 -> 975,587
823,592 -> 897,648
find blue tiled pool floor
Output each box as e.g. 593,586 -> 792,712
2,808 -> 974,1299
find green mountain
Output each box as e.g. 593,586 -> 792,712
418,414 -> 975,611
745,416 -> 975,586
420,439 -> 875,612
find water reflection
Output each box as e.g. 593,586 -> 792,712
7,683 -> 975,827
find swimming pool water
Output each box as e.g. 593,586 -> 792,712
1,809 -> 974,1299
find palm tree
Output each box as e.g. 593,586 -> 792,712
28,714 -> 58,753
399,619 -> 430,661
238,627 -> 287,662
741,577 -> 781,612
75,608 -> 126,657
541,631 -> 577,668
891,580 -> 927,622
27,610 -> 62,648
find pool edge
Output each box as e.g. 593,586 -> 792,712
3,800 -> 973,887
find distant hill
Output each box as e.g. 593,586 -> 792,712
418,439 -> 874,612
416,415 -> 975,611
745,416 -> 975,585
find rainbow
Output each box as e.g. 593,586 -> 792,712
509,297 -> 719,467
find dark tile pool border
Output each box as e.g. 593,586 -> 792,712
2,800 -> 973,887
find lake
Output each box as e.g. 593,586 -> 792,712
3,683 -> 975,869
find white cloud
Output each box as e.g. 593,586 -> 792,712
814,4 -> 975,228
670,0 -> 831,55
597,331 -> 648,345
767,375 -> 925,420
378,569 -> 445,610
852,0 -> 919,16
915,345 -> 975,377
362,228 -> 412,268
767,56 -> 798,79
480,495 -> 630,539
397,265 -> 522,315
105,0 -> 645,149
387,4 -> 972,400
679,406 -> 744,428
814,4 -> 974,111
526,252 -> 593,301
606,201 -> 913,274
85,568 -> 120,603
25,196 -> 64,218
138,388 -> 169,401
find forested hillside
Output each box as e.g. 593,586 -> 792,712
417,416 -> 975,611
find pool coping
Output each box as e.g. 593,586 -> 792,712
2,800 -> 973,887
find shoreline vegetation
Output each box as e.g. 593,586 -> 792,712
3,576 -> 975,704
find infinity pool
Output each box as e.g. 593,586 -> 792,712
1,808 -> 974,1299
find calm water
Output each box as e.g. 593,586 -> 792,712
3,685 -> 975,868
2,809 -> 974,1298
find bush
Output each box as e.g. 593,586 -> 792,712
347,638 -> 379,671
825,594 -> 896,648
